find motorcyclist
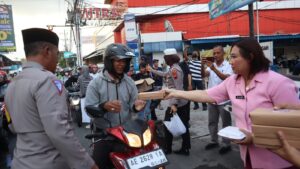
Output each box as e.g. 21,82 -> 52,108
0,71 -> 13,169
0,71 -> 9,101
85,43 -> 146,169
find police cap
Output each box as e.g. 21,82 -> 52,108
22,28 -> 59,47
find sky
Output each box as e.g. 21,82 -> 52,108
2,0 -> 109,61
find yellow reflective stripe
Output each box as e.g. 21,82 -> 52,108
4,105 -> 11,123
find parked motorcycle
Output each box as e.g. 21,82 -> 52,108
85,106 -> 169,169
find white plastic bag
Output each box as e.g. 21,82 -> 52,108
163,113 -> 186,137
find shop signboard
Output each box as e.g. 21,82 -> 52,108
0,5 -> 16,52
209,0 -> 256,19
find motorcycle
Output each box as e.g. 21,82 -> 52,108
85,106 -> 169,169
66,82 -> 82,127
68,91 -> 82,127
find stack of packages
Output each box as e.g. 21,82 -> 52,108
250,108 -> 300,149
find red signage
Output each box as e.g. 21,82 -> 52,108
81,8 -> 122,20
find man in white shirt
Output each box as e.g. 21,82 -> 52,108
203,45 -> 233,154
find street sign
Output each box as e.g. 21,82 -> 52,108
209,0 -> 256,19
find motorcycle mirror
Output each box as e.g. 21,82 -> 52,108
85,106 -> 103,118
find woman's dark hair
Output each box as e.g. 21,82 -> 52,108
164,54 -> 180,66
231,38 -> 270,76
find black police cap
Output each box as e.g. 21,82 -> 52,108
22,28 -> 59,47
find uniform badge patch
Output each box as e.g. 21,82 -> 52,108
171,69 -> 177,79
53,80 -> 63,95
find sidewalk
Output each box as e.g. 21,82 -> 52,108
155,100 -> 244,169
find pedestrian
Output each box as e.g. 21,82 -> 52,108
203,45 -> 233,154
164,38 -> 300,168
4,28 -> 98,169
132,62 -> 153,121
179,46 -> 193,124
148,48 -> 191,156
77,65 -> 93,124
85,43 -> 146,169
89,64 -> 99,79
188,49 -> 207,110
150,59 -> 164,120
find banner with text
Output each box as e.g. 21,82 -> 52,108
209,0 -> 256,19
0,5 -> 16,52
124,13 -> 139,72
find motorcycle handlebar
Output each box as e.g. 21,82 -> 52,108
85,133 -> 105,139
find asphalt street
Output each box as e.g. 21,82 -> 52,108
74,100 -> 244,169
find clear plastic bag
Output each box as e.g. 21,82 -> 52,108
163,113 -> 186,137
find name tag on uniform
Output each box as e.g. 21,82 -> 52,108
236,95 -> 245,99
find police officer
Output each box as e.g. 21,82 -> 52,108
148,48 -> 191,155
4,28 -> 98,169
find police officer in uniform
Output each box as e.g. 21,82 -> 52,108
148,48 -> 191,155
4,28 -> 98,169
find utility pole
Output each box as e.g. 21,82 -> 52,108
248,3 -> 255,38
73,0 -> 82,66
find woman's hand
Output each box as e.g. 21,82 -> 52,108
232,129 -> 253,145
134,99 -> 146,111
271,131 -> 300,168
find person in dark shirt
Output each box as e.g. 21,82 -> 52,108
150,59 -> 164,120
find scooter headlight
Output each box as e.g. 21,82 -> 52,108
143,128 -> 152,146
123,131 -> 142,148
70,98 -> 80,106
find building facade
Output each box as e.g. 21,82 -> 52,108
106,0 -> 300,65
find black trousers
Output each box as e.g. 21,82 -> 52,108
93,140 -> 114,169
164,103 -> 191,150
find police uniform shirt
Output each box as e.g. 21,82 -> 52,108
5,61 -> 94,169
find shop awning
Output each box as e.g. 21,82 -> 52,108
83,49 -> 104,60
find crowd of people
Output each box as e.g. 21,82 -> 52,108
0,27 -> 300,169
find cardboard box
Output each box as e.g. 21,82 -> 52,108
138,91 -> 166,100
252,125 -> 300,140
250,108 -> 300,149
135,78 -> 155,92
253,137 -> 300,149
250,108 -> 300,128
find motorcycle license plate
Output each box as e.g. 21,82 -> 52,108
126,149 -> 168,169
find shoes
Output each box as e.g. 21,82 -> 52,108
174,148 -> 189,156
219,145 -> 232,155
193,106 -> 199,110
163,149 -> 172,155
202,107 -> 207,111
204,142 -> 219,150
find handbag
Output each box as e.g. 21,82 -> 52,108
163,113 -> 186,137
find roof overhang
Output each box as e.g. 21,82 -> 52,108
83,49 -> 105,60
190,34 -> 300,45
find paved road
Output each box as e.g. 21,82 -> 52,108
74,100 -> 244,169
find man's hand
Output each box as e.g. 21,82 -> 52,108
134,99 -> 146,111
170,105 -> 177,114
271,131 -> 300,167
103,100 -> 121,113
146,64 -> 153,72
202,58 -> 214,69
232,129 -> 253,145
91,164 -> 99,169
163,88 -> 179,100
